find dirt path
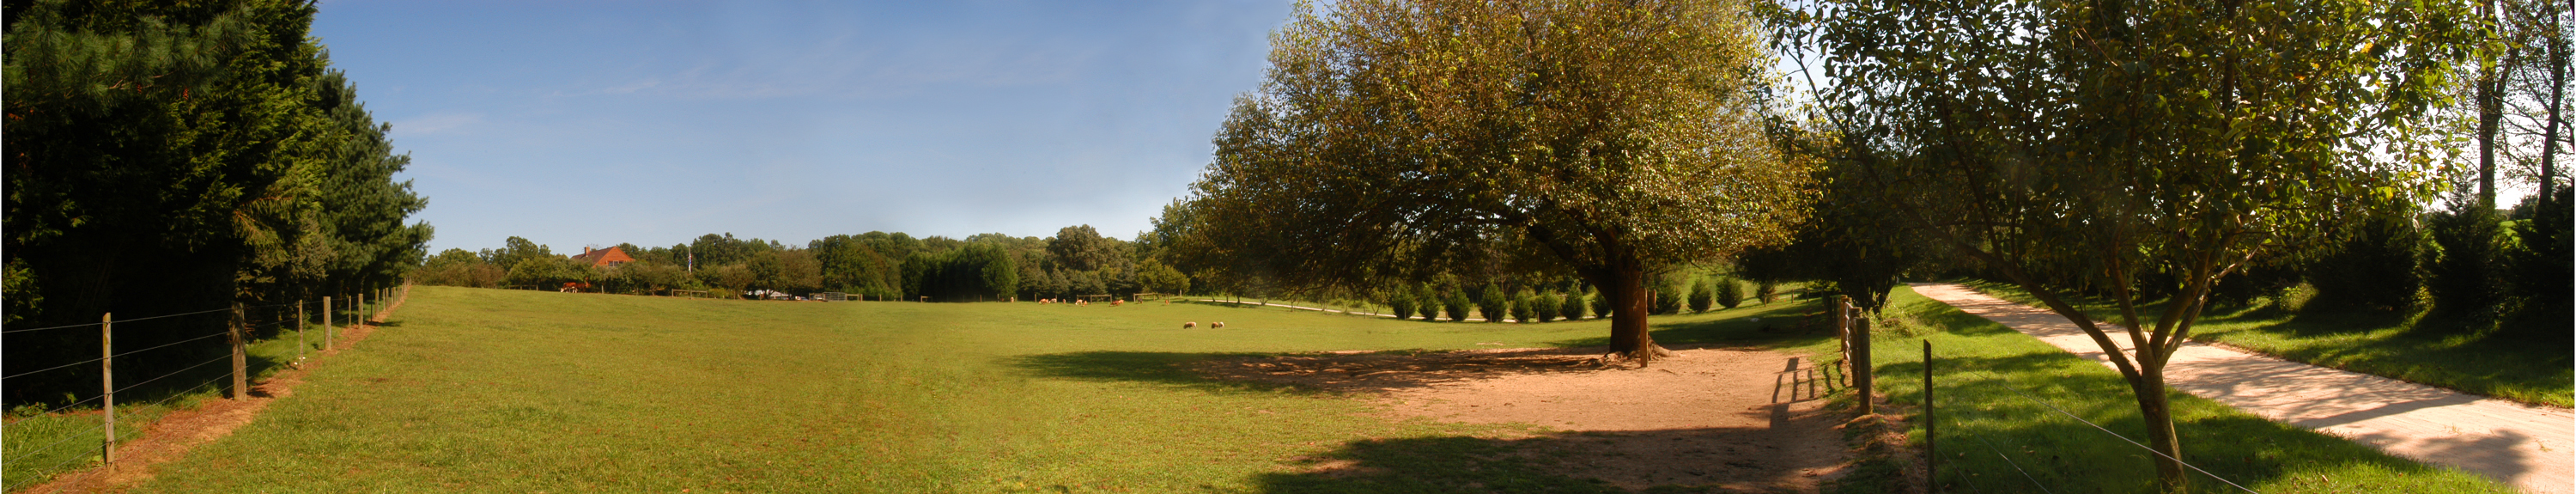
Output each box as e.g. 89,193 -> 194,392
1912,283 -> 2574,494
1200,345 -> 1856,491
25,284 -> 410,494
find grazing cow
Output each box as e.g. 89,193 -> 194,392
1212,321 -> 1226,328
1112,300 -> 1125,307
559,282 -> 592,293
1183,321 -> 1198,328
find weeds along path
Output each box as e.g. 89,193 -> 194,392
1912,283 -> 2573,494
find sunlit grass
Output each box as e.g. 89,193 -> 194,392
1957,280 -> 2572,407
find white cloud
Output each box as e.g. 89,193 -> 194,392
390,112 -> 484,136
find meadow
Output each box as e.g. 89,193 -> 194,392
4,284 -> 2521,493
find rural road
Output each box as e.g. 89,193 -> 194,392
1911,283 -> 2573,493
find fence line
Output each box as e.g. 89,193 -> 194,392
1,284 -> 412,492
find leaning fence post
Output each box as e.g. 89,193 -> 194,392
1924,338 -> 1935,487
229,303 -> 246,399
1853,318 -> 1874,415
101,312 -> 115,465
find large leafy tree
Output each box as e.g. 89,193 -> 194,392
1807,0 -> 2477,485
1188,0 -> 1809,363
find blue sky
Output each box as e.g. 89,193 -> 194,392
311,1 -> 1294,253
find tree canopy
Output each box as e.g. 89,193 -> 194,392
1182,0 -> 1809,363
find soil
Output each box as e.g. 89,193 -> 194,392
23,287 -> 408,494
1197,344 -> 1858,491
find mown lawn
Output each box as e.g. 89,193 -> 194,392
16,285 -> 2518,492
1863,285 -> 2514,493
1955,280 -> 2573,408
118,286 -> 1821,493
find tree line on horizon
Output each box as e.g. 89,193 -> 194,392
411,225 -> 1190,302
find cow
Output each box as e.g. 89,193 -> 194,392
1183,321 -> 1198,328
1212,321 -> 1226,328
560,282 -> 592,293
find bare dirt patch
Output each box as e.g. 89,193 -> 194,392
1199,345 -> 1856,491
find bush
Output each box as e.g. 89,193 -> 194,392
2305,211 -> 2423,312
1652,283 -> 1684,315
1479,285 -> 1510,323
1716,277 -> 1746,309
1562,291 -> 1587,320
1688,277 -> 1716,313
2427,205 -> 2507,319
1757,281 -> 1779,304
2510,186 -> 2572,314
1589,290 -> 1613,319
1508,290 -> 1534,322
1534,291 -> 1562,321
1388,288 -> 1418,320
1444,290 -> 1473,322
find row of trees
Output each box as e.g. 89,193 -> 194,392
1162,0 -> 2565,489
4,0 -> 432,404
414,225 -> 1196,302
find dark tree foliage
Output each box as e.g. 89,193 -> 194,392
2427,204 -> 2510,320
4,0 -> 429,405
2305,210 -> 2426,312
902,244 -> 1018,302
2508,186 -> 2572,321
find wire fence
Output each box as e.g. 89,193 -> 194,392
1917,340 -> 2262,494
0,283 -> 412,492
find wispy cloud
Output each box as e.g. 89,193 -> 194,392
390,112 -> 483,136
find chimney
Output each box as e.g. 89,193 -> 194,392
584,247 -> 593,255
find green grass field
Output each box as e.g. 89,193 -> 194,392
5,285 -> 2520,492
1862,286 -> 2512,493
1955,280 -> 2574,407
110,286 -> 1826,493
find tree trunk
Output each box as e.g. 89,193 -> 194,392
1601,259 -> 1670,365
2544,5 -> 2567,198
2479,0 -> 2505,209
2134,361 -> 2187,491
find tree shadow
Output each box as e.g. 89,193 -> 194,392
1005,347 -> 1678,397
1917,351 -> 2506,492
1546,302 -> 1839,350
1249,424 -> 1853,493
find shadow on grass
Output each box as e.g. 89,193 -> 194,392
1249,424 -> 1855,493
1002,351 -> 1314,394
1006,347 -> 1698,396
1906,351 -> 2512,492
1545,302 -> 1841,350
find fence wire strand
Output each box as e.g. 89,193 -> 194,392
1978,377 -> 2262,494
3,300 -> 305,335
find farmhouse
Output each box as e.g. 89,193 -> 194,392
572,246 -> 635,267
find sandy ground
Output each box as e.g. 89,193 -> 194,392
1199,345 -> 1857,491
24,288 -> 408,494
1913,283 -> 2574,494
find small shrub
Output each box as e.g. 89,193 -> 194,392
2509,186 -> 2571,314
1688,277 -> 1716,313
1388,288 -> 1418,320
2428,205 -> 2506,320
1716,277 -> 1745,309
1509,290 -> 1534,322
1534,291 -> 1562,321
1561,292 -> 1585,320
1444,291 -> 1473,322
2305,211 -> 2423,312
1479,285 -> 1510,323
1756,281 -> 1778,304
1652,284 -> 1684,315
1589,290 -> 1613,318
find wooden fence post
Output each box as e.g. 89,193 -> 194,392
101,312 -> 114,465
297,301 -> 307,364
1853,318 -> 1874,415
324,296 -> 334,351
1924,338 -> 1935,486
229,303 -> 246,399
